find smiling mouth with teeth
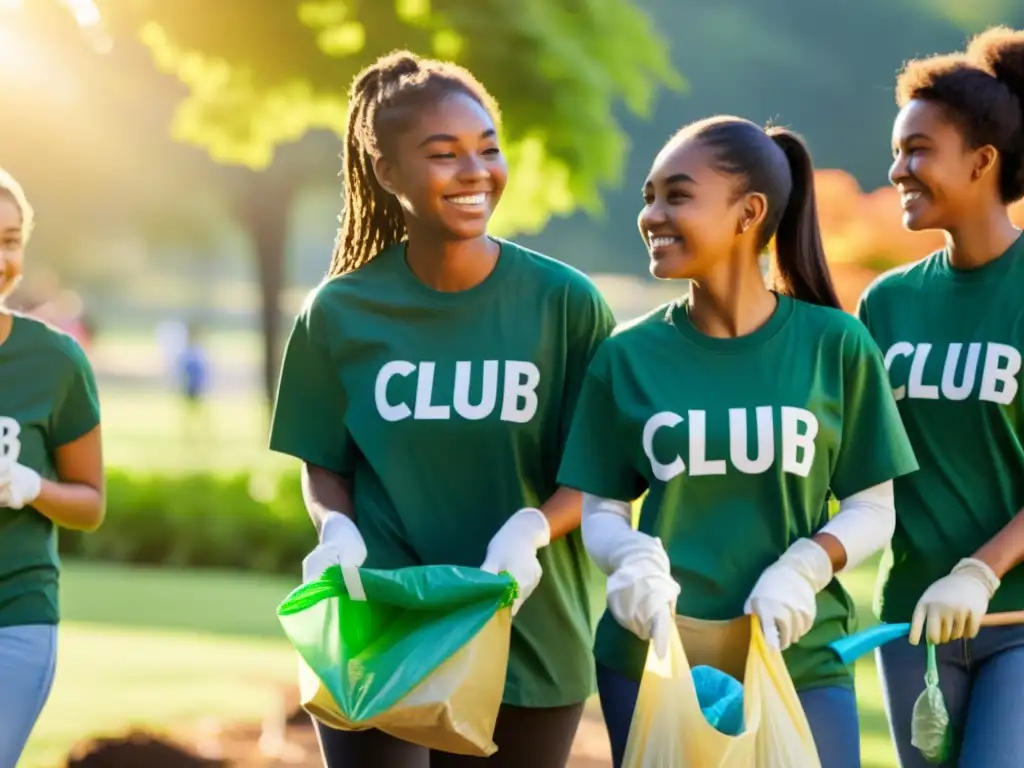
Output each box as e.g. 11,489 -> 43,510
899,189 -> 924,208
446,193 -> 488,207
648,235 -> 682,250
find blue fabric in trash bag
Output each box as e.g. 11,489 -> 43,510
692,665 -> 745,736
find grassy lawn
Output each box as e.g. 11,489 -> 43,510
98,389 -> 284,474
21,562 -> 301,768
19,559 -> 901,768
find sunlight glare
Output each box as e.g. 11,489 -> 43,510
61,0 -> 100,27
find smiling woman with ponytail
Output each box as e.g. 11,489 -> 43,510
860,26 -> 1024,768
555,117 -> 919,768
268,50 -> 617,768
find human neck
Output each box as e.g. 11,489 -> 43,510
0,309 -> 12,347
945,207 -> 1020,271
404,233 -> 499,292
687,259 -> 777,339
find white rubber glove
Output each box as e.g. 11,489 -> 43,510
744,538 -> 833,651
0,458 -> 42,510
581,494 -> 679,658
481,507 -> 551,615
301,511 -> 368,583
910,558 -> 1000,645
606,539 -> 680,659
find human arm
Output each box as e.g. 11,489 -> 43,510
2,337 -> 105,530
301,462 -> 355,535
480,279 -> 618,610
906,515 -> 1020,646
268,289 -> 365,580
580,493 -> 679,657
555,354 -> 678,653
746,319 -> 917,649
27,426 -> 105,531
745,481 -> 896,649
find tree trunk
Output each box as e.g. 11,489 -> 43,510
237,170 -> 296,415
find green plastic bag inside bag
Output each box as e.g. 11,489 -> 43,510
278,564 -> 518,756
910,643 -> 954,764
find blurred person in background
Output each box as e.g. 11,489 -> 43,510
862,26 -> 1024,767
0,167 -> 106,767
269,51 -> 615,768
556,117 -> 918,768
30,288 -> 94,354
178,320 -> 210,408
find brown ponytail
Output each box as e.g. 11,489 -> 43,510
766,128 -> 841,309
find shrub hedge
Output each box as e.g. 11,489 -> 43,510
59,469 -> 316,575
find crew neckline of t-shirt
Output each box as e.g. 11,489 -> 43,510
393,236 -> 513,304
669,292 -> 795,353
935,231 -> 1024,283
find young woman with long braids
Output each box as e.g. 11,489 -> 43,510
556,117 -> 918,768
0,168 -> 105,766
862,27 -> 1024,767
269,51 -> 616,768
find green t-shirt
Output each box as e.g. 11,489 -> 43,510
858,235 -> 1024,623
0,314 -> 101,628
269,239 -> 616,708
558,294 -> 918,691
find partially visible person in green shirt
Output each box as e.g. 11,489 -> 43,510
557,117 -> 918,768
0,167 -> 105,768
268,51 -> 615,768
861,26 -> 1024,768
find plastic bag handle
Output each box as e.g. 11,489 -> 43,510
924,642 -> 940,687
342,566 -> 367,601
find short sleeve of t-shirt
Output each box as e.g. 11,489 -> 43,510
559,280 -> 617,449
269,288 -> 355,475
830,318 -> 918,499
855,290 -> 873,333
50,337 -> 101,447
557,354 -> 646,502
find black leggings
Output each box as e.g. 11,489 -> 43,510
313,701 -> 585,768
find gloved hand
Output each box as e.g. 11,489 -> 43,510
301,511 -> 368,583
744,538 -> 833,651
605,534 -> 680,659
0,458 -> 42,510
481,507 -> 551,616
910,558 -> 1001,645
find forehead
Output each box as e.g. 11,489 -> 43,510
646,137 -> 716,184
892,99 -> 962,145
404,91 -> 495,139
0,198 -> 21,232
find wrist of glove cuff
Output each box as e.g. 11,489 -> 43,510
951,557 -> 1001,598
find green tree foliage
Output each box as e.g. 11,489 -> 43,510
92,0 -> 681,406
104,0 -> 682,237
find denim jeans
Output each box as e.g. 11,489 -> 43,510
0,624 -> 58,768
595,661 -> 860,768
877,625 -> 1024,767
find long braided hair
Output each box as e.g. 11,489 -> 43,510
327,51 -> 500,277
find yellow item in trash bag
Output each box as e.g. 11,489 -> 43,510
622,614 -> 821,767
279,564 -> 517,757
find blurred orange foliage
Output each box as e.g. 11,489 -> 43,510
814,169 -> 1024,311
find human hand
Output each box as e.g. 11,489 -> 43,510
910,558 -> 1000,645
481,507 -> 551,615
